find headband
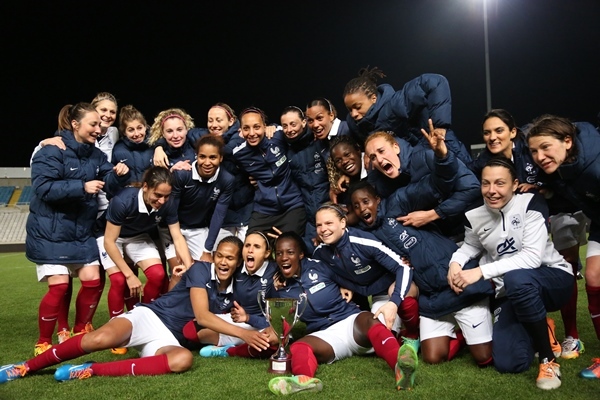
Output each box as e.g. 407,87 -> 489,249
247,231 -> 271,250
161,113 -> 186,127
317,204 -> 346,219
212,105 -> 233,120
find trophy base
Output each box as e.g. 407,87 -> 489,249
268,356 -> 291,374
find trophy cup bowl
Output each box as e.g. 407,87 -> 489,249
258,292 -> 307,374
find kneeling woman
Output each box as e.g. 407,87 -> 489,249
449,158 -> 573,391
268,232 -> 417,395
0,237 -> 268,383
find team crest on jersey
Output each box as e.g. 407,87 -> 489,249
223,298 -> 230,305
313,152 -> 320,161
354,265 -> 372,275
387,218 -> 398,228
96,166 -> 100,174
510,215 -> 522,230
101,251 -> 108,260
270,146 -> 281,157
399,230 -> 409,242
308,272 -> 318,282
497,237 -> 518,256
275,154 -> 287,167
404,237 -> 417,249
351,256 -> 361,266
155,216 -> 162,224
493,306 -> 501,323
210,187 -> 221,200
260,278 -> 268,286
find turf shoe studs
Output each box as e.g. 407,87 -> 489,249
395,343 -> 418,390
54,363 -> 94,381
579,358 -> 600,379
199,345 -> 233,357
268,375 -> 323,395
0,364 -> 27,384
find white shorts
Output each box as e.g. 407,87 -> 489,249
159,227 -> 232,260
97,234 -> 161,270
214,313 -> 257,346
420,298 -> 493,345
550,211 -> 589,250
371,294 -> 401,333
222,226 -> 248,242
587,240 -> 600,258
36,261 -> 99,282
308,312 -> 373,362
117,306 -> 182,358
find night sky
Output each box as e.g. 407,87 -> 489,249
2,0 -> 599,167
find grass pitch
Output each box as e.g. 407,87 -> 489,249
0,251 -> 598,399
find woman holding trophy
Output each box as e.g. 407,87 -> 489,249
267,232 -> 418,395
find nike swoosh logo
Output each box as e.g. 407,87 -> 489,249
249,162 -> 256,166
483,228 -> 491,232
184,185 -> 195,189
70,167 -> 78,171
472,321 -> 484,328
382,337 -> 394,346
112,309 -> 123,315
41,316 -> 57,321
119,159 -> 128,163
131,363 -> 136,376
591,313 -> 600,319
52,348 -> 61,361
235,279 -> 244,282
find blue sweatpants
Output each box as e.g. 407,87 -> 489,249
491,266 -> 572,373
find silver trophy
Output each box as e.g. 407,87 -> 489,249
258,291 -> 307,374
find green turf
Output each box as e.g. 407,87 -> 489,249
0,251 -> 598,399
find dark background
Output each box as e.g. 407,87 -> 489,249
2,0 -> 599,167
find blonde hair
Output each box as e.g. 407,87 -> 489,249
91,92 -> 118,109
148,108 -> 195,145
364,131 -> 396,155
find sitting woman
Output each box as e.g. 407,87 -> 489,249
0,237 -> 270,384
268,232 -> 417,395
449,157 -> 573,390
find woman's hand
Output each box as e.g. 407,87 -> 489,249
336,175 -> 350,192
170,160 -> 192,171
126,275 -> 143,298
153,147 -> 169,168
421,118 -> 447,158
452,267 -> 483,291
41,137 -> 66,150
339,287 -> 353,303
373,301 -> 398,330
113,162 -> 129,176
447,262 -> 463,293
240,330 -> 270,352
231,301 -> 249,323
397,209 -> 439,227
265,125 -> 277,139
84,180 -> 105,194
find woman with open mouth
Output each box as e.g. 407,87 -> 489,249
267,231 -> 417,395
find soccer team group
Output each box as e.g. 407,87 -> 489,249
1,66 -> 600,395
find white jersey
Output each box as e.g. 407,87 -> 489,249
450,192 -> 572,298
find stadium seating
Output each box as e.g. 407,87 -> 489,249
0,186 -> 16,206
16,186 -> 33,205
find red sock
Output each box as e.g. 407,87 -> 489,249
91,354 -> 171,376
56,278 -> 73,332
38,283 -> 69,344
183,320 -> 200,343
398,297 -> 420,339
586,285 -> 600,340
368,323 -> 400,369
142,264 -> 165,303
561,278 -> 579,338
477,356 -> 493,368
108,272 -> 127,318
89,272 -> 106,322
26,334 -> 86,372
448,331 -> 466,361
289,342 -> 318,377
73,279 -> 101,332
227,343 -> 277,358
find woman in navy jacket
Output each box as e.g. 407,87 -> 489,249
26,103 -> 129,357
228,107 -> 306,237
342,66 -> 471,164
528,115 -> 600,379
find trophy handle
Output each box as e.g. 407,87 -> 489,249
257,290 -> 267,317
293,292 -> 308,325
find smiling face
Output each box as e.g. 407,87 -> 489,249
162,117 -> 188,148
306,105 -> 334,140
213,241 -> 242,283
528,135 -> 572,174
95,99 -> 117,131
142,182 -> 172,210
344,91 -> 376,122
331,142 -> 361,177
196,143 -> 222,180
241,112 -> 265,146
242,233 -> 270,275
481,165 -> 518,209
482,116 -> 516,158
350,187 -> 380,227
365,136 -> 401,178
316,208 -> 346,245
280,111 -> 306,140
124,119 -> 146,144
275,237 -> 303,279
207,107 -> 234,136
72,111 -> 102,145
